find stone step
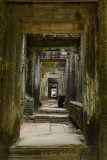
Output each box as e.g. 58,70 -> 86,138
35,114 -> 69,123
24,113 -> 69,123
38,107 -> 69,114
8,145 -> 96,160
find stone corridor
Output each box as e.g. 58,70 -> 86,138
9,100 -> 86,160
20,100 -> 82,142
0,0 -> 107,160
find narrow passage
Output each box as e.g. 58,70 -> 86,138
17,100 -> 84,147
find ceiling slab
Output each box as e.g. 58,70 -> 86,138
7,0 -> 98,3
8,3 -> 97,23
28,36 -> 80,47
8,3 -> 97,34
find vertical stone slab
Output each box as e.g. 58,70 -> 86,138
20,35 -> 27,117
83,15 -> 99,151
34,52 -> 40,110
26,47 -> 40,110
66,44 -> 83,107
26,47 -> 33,97
98,0 -> 107,159
70,48 -> 77,102
0,1 -> 9,159
66,52 -> 72,108
0,10 -> 23,159
5,16 -> 23,145
78,35 -> 84,103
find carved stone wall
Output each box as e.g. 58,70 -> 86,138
69,101 -> 83,130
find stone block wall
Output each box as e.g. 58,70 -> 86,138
70,46 -> 83,103
0,1 -> 8,159
98,0 -> 107,159
66,40 -> 83,108
0,1 -> 23,159
24,94 -> 34,116
82,12 -> 100,150
2,16 -> 23,145
69,101 -> 83,130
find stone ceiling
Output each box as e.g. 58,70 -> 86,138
7,0 -> 97,34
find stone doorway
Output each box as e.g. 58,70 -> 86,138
48,78 -> 58,99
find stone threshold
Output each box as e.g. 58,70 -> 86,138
9,145 -> 96,160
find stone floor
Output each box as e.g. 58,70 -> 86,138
18,122 -> 84,147
20,122 -> 77,138
14,100 -> 84,147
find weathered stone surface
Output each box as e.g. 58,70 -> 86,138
26,47 -> 40,110
39,107 -> 68,114
98,0 -> 107,159
69,101 -> 83,130
0,2 -> 8,159
0,1 -> 107,160
7,3 -> 97,34
24,115 -> 70,123
8,146 -> 97,160
0,1 -> 24,159
66,40 -> 83,106
28,36 -> 80,48
2,15 -> 23,145
20,22 -> 84,34
24,94 -> 34,115
82,15 -> 100,150
8,3 -> 97,23
7,0 -> 98,2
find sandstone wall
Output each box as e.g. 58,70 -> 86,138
0,1 -> 23,159
98,0 -> 107,159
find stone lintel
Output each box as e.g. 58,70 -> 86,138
40,59 -> 66,62
28,37 -> 80,47
7,0 -> 98,3
20,22 -> 84,34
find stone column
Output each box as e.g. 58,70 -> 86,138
34,50 -> 40,111
70,49 -> 76,101
26,47 -> 33,97
65,51 -> 72,109
77,35 -> 84,103
98,0 -> 107,159
20,35 -> 26,117
83,15 -> 100,149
